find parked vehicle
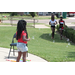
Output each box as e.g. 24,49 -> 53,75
67,12 -> 75,17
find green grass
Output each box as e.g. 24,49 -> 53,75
0,22 -> 46,27
71,22 -> 75,24
0,26 -> 75,62
0,23 -> 11,25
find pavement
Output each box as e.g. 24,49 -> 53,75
0,47 -> 48,62
35,25 -> 49,28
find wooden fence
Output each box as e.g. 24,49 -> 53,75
1,16 -> 38,28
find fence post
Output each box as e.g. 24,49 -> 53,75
22,17 -> 23,20
34,18 -> 35,28
10,16 -> 12,26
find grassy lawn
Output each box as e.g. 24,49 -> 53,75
0,22 -> 46,27
0,23 -> 11,25
71,22 -> 75,24
0,26 -> 75,62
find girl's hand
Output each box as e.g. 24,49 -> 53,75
49,22 -> 51,25
28,38 -> 30,41
53,23 -> 55,25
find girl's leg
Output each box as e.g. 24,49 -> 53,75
22,52 -> 27,62
61,30 -> 63,39
60,30 -> 63,40
51,27 -> 54,39
53,27 -> 55,38
16,51 -> 22,62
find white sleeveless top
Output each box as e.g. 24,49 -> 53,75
50,19 -> 56,26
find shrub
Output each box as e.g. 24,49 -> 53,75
29,12 -> 36,17
10,12 -> 18,16
56,25 -> 75,43
73,33 -> 75,43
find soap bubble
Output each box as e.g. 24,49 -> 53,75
53,40 -> 55,43
66,45 -> 68,47
32,36 -> 34,39
67,39 -> 69,42
68,43 -> 70,45
49,33 -> 51,36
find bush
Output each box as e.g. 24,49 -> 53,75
23,14 -> 31,16
29,12 -> 36,17
56,25 -> 75,43
73,33 -> 75,43
10,12 -> 18,16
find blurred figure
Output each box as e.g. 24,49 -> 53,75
59,15 -> 66,40
49,15 -> 57,39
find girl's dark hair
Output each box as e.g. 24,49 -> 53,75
17,20 -> 27,40
51,15 -> 55,21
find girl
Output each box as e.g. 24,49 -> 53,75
59,15 -> 66,40
49,15 -> 57,39
16,20 -> 30,62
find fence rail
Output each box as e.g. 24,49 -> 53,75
1,16 -> 38,28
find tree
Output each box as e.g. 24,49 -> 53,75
10,12 -> 18,16
29,12 -> 36,17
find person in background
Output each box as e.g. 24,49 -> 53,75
49,15 -> 57,39
59,15 -> 66,40
16,20 -> 30,62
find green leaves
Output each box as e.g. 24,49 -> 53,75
29,12 -> 36,17
56,25 -> 75,43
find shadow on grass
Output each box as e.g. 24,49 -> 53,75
68,52 -> 75,58
40,33 -> 67,43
